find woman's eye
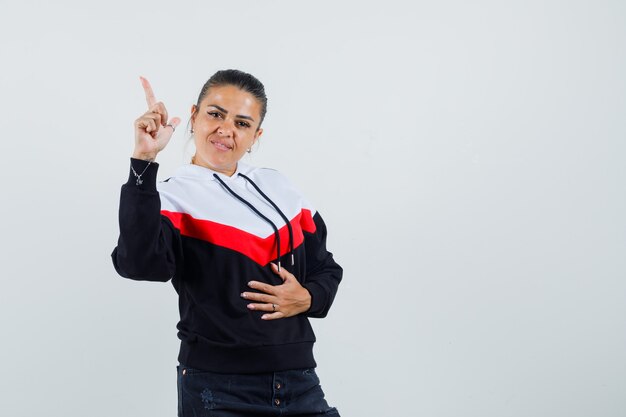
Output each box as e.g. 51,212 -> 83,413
237,121 -> 251,128
208,111 -> 222,118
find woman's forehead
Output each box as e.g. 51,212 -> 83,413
203,85 -> 257,106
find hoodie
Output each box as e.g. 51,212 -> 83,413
111,158 -> 342,373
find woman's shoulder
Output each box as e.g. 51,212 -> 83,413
239,163 -> 317,212
239,163 -> 298,191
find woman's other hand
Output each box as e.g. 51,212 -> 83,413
133,76 -> 181,161
242,263 -> 312,320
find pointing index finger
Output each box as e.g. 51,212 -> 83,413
140,76 -> 157,109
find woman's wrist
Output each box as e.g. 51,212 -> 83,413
132,151 -> 157,162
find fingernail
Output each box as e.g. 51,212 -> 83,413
240,292 -> 246,298
261,315 -> 268,320
247,304 -> 254,310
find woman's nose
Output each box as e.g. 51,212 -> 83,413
217,119 -> 234,137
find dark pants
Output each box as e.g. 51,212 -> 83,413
177,364 -> 340,416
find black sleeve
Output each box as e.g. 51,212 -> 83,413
111,158 -> 183,282
302,212 -> 343,318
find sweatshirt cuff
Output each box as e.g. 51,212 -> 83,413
303,282 -> 327,316
127,158 -> 159,190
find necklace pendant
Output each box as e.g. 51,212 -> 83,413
136,178 -> 143,185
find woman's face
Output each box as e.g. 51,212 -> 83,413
190,84 -> 263,176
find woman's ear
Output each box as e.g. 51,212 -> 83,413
190,105 -> 197,132
254,127 -> 263,141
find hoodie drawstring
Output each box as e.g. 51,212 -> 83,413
212,173 -> 293,271
238,173 -> 295,267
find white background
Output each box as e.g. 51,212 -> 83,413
1,0 -> 625,416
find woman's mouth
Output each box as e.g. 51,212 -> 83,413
210,140 -> 233,151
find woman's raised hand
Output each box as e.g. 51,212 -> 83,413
133,76 -> 181,161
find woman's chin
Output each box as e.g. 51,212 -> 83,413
193,154 -> 237,176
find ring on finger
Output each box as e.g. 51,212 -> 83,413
166,123 -> 175,132
272,303 -> 277,312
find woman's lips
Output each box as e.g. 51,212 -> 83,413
211,140 -> 233,151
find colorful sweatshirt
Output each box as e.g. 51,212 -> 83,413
111,158 -> 343,374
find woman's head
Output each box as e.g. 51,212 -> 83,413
190,69 -> 267,176
193,69 -> 267,129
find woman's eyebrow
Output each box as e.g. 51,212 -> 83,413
208,104 -> 255,122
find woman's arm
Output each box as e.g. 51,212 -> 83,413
240,211 -> 342,320
111,77 -> 183,281
111,159 -> 183,282
301,212 -> 343,318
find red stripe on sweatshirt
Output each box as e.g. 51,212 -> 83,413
161,209 -> 316,266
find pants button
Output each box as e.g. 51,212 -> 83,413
182,369 -> 187,375
275,383 -> 281,390
275,399 -> 281,406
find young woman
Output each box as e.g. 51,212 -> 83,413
112,70 -> 342,416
